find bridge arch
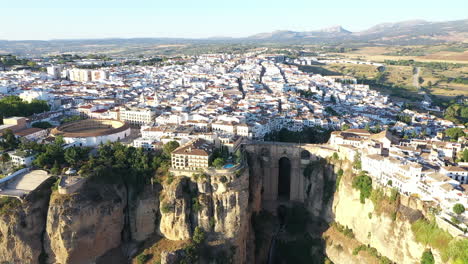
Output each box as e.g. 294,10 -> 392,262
278,157 -> 291,200
246,142 -> 333,204
300,150 -> 311,160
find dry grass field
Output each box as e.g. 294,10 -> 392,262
332,45 -> 468,63
316,45 -> 468,99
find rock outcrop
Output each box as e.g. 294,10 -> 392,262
327,162 -> 443,264
129,184 -> 160,242
159,177 -> 193,240
44,182 -> 127,264
0,179 -> 53,264
159,167 -> 250,263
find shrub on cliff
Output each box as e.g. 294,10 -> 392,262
212,157 -> 226,169
353,152 -> 362,170
445,239 -> 468,264
352,172 -> 372,203
193,227 -> 206,245
161,202 -> 173,214
136,253 -> 151,264
192,197 -> 202,212
453,203 -> 465,215
178,227 -> 207,263
0,197 -> 21,215
421,249 -> 435,264
410,218 -> 463,262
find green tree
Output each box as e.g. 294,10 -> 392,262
453,203 -> 465,215
374,123 -> 382,133
163,141 -> 180,157
352,173 -> 372,203
444,104 -> 468,124
0,129 -> 19,150
26,61 -> 37,67
54,135 -> 65,146
342,124 -> 350,131
212,157 -> 225,168
234,149 -> 243,164
51,161 -> 60,175
64,147 -> 90,167
192,227 -> 206,245
0,96 -> 49,120
445,127 -> 465,141
421,249 -> 434,264
33,137 -> 65,168
64,147 -> 78,166
398,115 -> 412,124
353,153 -> 362,170
32,121 -> 53,129
0,153 -> 10,163
462,149 -> 468,162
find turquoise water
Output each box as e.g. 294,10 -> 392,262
223,164 -> 235,169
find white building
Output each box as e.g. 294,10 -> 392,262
47,66 -> 62,79
120,107 -> 156,125
440,166 -> 468,184
9,150 -> 37,166
19,90 -> 53,103
69,69 -> 92,82
171,138 -> 214,171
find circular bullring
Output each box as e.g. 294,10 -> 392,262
51,119 -> 131,147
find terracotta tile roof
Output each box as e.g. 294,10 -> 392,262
172,138 -> 214,157
443,166 -> 467,172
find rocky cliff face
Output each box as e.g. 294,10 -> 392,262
159,177 -> 193,241
0,166 -> 251,264
3,147 -> 449,264
326,161 -> 442,264
158,168 -> 250,263
303,159 -> 337,220
129,184 -> 160,242
44,182 -> 127,264
0,179 -> 53,264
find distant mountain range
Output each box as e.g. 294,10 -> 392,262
245,19 -> 468,44
0,19 -> 467,55
247,25 -> 351,40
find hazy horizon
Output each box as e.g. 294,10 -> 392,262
2,0 -> 467,40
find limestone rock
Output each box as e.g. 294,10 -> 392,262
0,179 -> 53,264
159,167 -> 251,264
130,184 -> 160,242
44,182 -> 127,264
332,171 -> 442,264
159,177 -> 192,240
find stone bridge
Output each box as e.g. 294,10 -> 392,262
245,141 -> 336,204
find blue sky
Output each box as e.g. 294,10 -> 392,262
1,0 -> 467,40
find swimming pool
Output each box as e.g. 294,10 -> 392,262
223,163 -> 235,169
